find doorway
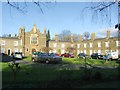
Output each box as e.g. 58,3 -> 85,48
32,48 -> 36,53
8,49 -> 11,55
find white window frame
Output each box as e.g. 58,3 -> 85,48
105,42 -> 109,47
53,43 -> 57,47
84,50 -> 86,54
30,34 -> 38,44
90,43 -> 92,48
1,40 -> 5,46
90,50 -> 92,55
53,49 -> 57,53
1,48 -> 5,53
77,44 -> 80,48
98,50 -> 101,54
61,44 -> 65,48
81,50 -> 83,53
61,49 -> 65,54
116,41 -> 120,47
20,39 -> 22,46
98,42 -> 101,47
20,49 -> 22,52
84,43 -> 87,48
77,50 -> 80,54
71,44 -> 73,47
14,41 -> 18,46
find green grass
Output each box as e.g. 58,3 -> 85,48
1,57 -> 120,88
62,57 -> 119,67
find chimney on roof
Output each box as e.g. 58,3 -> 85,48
80,34 -> 83,42
91,32 -> 96,40
71,34 -> 74,43
106,30 -> 110,39
55,34 -> 59,42
44,28 -> 46,34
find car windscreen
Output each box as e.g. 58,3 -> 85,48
15,52 -> 22,54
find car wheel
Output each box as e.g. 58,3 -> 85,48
46,60 -> 49,64
32,58 -> 35,62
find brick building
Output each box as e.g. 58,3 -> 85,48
0,24 -> 119,56
0,24 -> 46,56
49,31 -> 120,55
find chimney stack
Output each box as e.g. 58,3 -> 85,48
91,32 -> 96,40
44,28 -> 46,34
71,34 -> 74,42
106,30 -> 110,39
80,34 -> 83,42
55,34 -> 59,42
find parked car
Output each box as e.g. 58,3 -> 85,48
12,52 -> 23,60
0,53 -> 12,62
32,52 -> 42,58
103,52 -> 118,60
32,53 -> 62,64
61,53 -> 74,58
91,53 -> 103,59
78,53 -> 89,59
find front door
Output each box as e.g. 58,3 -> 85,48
8,49 -> 11,55
32,48 -> 36,53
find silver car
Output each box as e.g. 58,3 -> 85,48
32,53 -> 62,64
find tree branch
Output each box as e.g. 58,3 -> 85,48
7,0 -> 27,14
33,1 -> 44,14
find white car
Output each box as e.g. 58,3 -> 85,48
12,52 -> 23,59
103,52 -> 118,60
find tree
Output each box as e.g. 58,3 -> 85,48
6,0 -> 56,14
46,29 -> 51,41
41,47 -> 53,53
46,29 -> 51,47
8,34 -> 11,37
66,45 -> 77,56
81,1 -> 118,29
15,34 -> 17,37
83,32 -> 90,40
57,49 -> 61,54
58,30 -> 81,42
72,33 -> 80,42
58,30 -> 71,42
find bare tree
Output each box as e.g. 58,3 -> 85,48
81,1 -> 118,26
58,30 -> 80,42
58,30 -> 71,42
6,0 -> 56,14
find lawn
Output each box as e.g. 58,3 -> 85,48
1,57 -> 120,88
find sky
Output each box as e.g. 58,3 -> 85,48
1,1 -> 118,39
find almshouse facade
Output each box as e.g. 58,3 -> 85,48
0,24 -> 120,56
49,31 -> 120,55
0,24 -> 46,56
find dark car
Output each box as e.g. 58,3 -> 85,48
12,52 -> 23,60
78,53 -> 89,59
91,53 -> 103,59
32,53 -> 62,64
32,52 -> 42,58
61,53 -> 74,58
